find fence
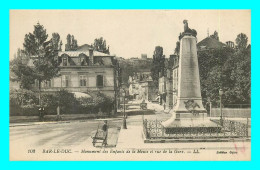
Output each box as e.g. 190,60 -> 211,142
222,119 -> 249,137
143,119 -> 250,139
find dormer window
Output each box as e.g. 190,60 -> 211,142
79,57 -> 84,66
63,58 -> 68,66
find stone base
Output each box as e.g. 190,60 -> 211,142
162,116 -> 221,134
175,112 -> 207,120
162,112 -> 218,128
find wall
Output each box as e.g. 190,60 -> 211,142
211,108 -> 251,118
51,67 -> 115,89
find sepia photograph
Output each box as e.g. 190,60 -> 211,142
9,10 -> 251,161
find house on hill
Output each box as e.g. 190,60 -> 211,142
197,37 -> 227,51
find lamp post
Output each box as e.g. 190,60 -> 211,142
219,89 -> 224,126
122,89 -> 127,129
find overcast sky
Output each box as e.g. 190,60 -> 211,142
10,10 -> 251,60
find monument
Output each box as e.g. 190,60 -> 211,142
162,20 -> 218,130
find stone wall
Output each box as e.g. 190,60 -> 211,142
211,108 -> 251,118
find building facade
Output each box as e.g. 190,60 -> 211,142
31,47 -> 119,113
158,55 -> 176,110
128,71 -> 156,101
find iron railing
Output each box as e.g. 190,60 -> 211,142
142,119 -> 250,139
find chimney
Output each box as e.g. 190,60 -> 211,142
89,48 -> 94,65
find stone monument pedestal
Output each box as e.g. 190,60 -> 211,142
162,34 -> 219,131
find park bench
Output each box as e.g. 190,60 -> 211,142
92,129 -> 108,147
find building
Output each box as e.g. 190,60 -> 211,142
141,54 -> 147,60
171,54 -> 179,108
197,36 -> 227,51
127,55 -> 152,67
128,71 -> 156,101
158,55 -> 176,110
226,41 -> 235,49
30,44 -> 119,114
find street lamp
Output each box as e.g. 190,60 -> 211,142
219,89 -> 224,126
122,90 -> 127,129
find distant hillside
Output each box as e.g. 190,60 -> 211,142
118,58 -> 152,85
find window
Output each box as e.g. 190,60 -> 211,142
63,58 -> 68,66
79,75 -> 87,87
96,75 -> 104,87
62,75 -> 70,87
44,80 -> 51,87
79,57 -> 84,66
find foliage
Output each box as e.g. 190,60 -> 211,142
198,33 -> 250,107
151,46 -> 165,87
77,92 -> 114,114
118,58 -> 152,85
51,33 -> 62,51
10,56 -> 35,89
236,33 -> 248,50
40,90 -> 115,115
174,41 -> 180,55
11,23 -> 60,90
65,34 -> 78,51
92,37 -> 110,54
10,89 -> 38,108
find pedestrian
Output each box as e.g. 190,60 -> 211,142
38,107 -> 45,122
101,120 -> 108,137
41,107 -> 45,122
102,120 -> 108,132
38,107 -> 42,121
56,105 -> 61,121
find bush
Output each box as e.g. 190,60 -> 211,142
10,89 -> 38,116
10,89 -> 115,116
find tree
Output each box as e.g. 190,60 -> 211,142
71,35 -> 78,50
174,41 -> 180,55
198,47 -> 234,107
198,33 -> 250,108
151,46 -> 165,87
59,41 -> 63,51
12,22 -> 59,105
51,33 -> 62,51
65,34 -> 78,51
93,37 -> 110,54
236,33 -> 248,50
65,34 -> 71,51
222,42 -> 251,105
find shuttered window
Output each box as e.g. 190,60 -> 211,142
62,75 -> 70,87
96,75 -> 104,87
79,75 -> 87,87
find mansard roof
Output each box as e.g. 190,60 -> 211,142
59,50 -> 110,57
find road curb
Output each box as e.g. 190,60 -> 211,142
9,121 -> 71,127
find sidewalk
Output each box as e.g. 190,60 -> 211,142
116,125 -> 250,150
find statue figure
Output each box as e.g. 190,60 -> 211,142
179,20 -> 197,40
184,99 -> 200,116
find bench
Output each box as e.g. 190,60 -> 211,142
92,129 -> 108,147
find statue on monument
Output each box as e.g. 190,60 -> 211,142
184,99 -> 200,116
179,20 -> 197,40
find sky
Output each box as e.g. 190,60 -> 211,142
10,10 -> 251,60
